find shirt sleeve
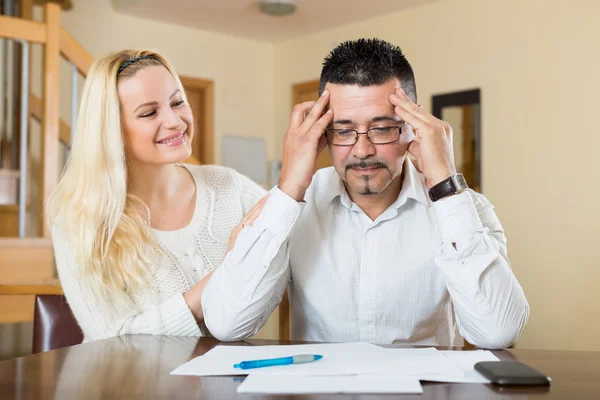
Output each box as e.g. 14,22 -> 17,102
201,186 -> 300,341
432,190 -> 530,349
52,228 -> 201,342
233,170 -> 269,214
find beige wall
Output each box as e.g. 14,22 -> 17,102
273,0 -> 600,351
58,0 -> 277,165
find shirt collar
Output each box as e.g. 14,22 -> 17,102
325,169 -> 347,204
325,157 -> 430,208
395,157 -> 430,208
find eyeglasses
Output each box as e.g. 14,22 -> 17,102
325,126 -> 401,146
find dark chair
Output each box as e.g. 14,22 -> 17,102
32,294 -> 84,353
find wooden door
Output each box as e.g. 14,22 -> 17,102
184,87 -> 204,163
292,80 -> 333,171
179,77 -> 214,165
460,104 -> 479,192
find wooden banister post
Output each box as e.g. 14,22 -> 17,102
41,3 -> 61,237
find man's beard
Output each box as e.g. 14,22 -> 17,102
359,174 -> 376,195
344,160 -> 392,196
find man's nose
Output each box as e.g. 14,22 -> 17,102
350,133 -> 376,159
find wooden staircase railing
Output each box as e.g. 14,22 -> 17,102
0,3 -> 200,325
0,6 -> 66,321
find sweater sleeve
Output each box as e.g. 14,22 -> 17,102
52,227 -> 202,342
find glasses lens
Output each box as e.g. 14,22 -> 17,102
327,129 -> 357,145
368,127 -> 400,144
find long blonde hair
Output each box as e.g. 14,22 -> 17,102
47,50 -> 187,310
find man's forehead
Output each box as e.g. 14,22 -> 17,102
326,79 -> 400,107
325,79 -> 400,123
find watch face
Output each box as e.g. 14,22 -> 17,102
451,174 -> 468,191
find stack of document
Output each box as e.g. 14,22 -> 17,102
170,342 -> 499,394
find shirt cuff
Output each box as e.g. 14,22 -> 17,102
254,186 -> 304,237
433,190 -> 484,240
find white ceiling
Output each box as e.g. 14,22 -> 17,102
111,0 -> 441,42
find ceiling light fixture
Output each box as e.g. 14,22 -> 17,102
259,0 -> 297,17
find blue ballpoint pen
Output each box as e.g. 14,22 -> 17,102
233,354 -> 323,370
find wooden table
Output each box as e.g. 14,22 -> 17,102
0,336 -> 598,399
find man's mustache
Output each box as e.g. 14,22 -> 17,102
345,161 -> 388,171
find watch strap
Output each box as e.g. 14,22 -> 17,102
428,173 -> 468,202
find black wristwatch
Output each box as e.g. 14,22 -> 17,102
428,173 -> 469,202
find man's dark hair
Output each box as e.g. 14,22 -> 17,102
319,38 -> 417,102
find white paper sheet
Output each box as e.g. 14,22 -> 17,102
414,350 -> 498,383
357,347 -> 466,378
237,374 -> 424,394
171,342 -> 375,376
171,342 -> 382,376
170,343 -> 465,378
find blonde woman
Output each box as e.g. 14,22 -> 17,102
47,50 -> 289,341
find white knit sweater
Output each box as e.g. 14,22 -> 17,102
53,164 -> 266,342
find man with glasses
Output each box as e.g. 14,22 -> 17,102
203,38 -> 529,349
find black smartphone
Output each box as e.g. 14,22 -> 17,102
474,361 -> 551,386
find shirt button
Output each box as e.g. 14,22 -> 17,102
460,260 -> 467,266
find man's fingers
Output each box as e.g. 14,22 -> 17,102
390,92 -> 438,125
394,106 -> 427,134
390,90 -> 421,115
300,90 -> 330,131
393,97 -> 452,144
290,101 -> 317,128
309,109 -> 333,140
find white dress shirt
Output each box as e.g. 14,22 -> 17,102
202,158 -> 529,348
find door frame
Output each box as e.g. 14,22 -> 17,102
179,76 -> 215,165
292,79 -> 320,105
432,88 -> 481,192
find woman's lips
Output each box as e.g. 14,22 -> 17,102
156,131 -> 186,145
